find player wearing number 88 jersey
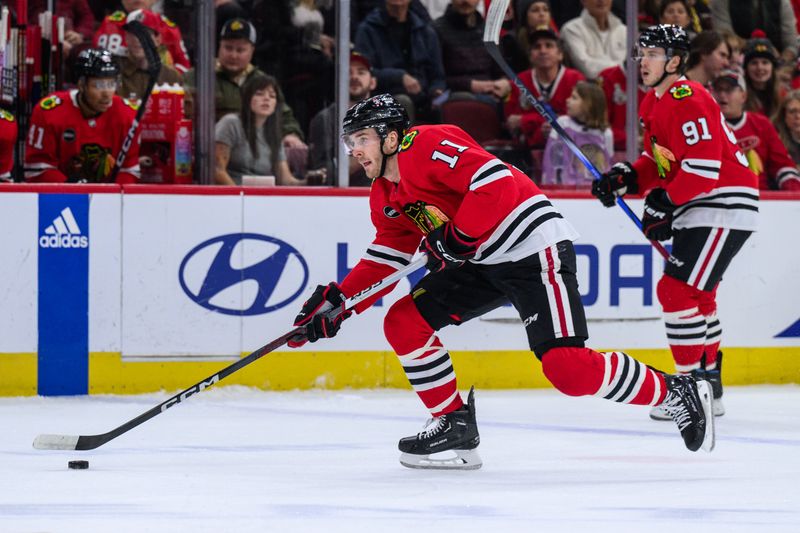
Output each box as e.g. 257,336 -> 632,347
593,25 -> 758,420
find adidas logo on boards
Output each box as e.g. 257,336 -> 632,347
39,207 -> 89,248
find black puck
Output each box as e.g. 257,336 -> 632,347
68,460 -> 89,470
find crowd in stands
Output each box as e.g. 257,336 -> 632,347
1,0 -> 800,191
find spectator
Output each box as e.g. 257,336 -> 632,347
598,62 -> 646,151
542,80 -> 612,186
214,74 -> 304,186
495,0 -> 529,74
712,69 -> 800,191
711,0 -> 799,63
505,26 -> 585,148
25,49 -> 141,183
721,29 -> 747,69
93,0 -> 192,74
743,32 -> 784,119
684,30 -> 730,87
355,0 -> 446,122
560,0 -> 627,80
29,0 -> 96,57
185,19 -> 308,165
117,10 -> 183,102
434,0 -> 510,106
0,109 -> 17,182
659,0 -> 695,39
308,52 -> 377,187
516,0 -> 557,56
774,90 -> 800,166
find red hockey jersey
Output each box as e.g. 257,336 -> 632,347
0,109 -> 17,180
726,111 -> 800,191
93,10 -> 190,73
633,78 -> 759,231
24,90 -> 141,184
597,64 -> 646,151
339,124 -> 578,313
504,65 -> 585,148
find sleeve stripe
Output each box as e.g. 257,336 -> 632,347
364,244 -> 413,268
681,158 -> 721,180
776,167 -> 800,186
469,159 -> 512,191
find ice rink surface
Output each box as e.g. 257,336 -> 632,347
2,385 -> 800,533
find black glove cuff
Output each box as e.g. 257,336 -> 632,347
646,188 -> 676,213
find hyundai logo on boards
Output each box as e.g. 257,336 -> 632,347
179,233 -> 309,316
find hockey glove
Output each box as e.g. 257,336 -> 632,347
421,223 -> 478,273
642,188 -> 676,241
287,282 -> 352,348
592,162 -> 638,207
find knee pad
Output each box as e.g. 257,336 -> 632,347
540,346 -> 604,397
384,295 -> 434,354
656,274 -> 700,312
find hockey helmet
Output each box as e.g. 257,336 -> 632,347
342,94 -> 410,138
637,24 -> 690,58
74,48 -> 120,80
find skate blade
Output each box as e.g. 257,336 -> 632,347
696,380 -> 716,452
399,449 -> 483,470
649,405 -> 672,421
712,398 -> 725,417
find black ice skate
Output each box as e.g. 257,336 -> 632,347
650,351 -> 724,420
398,386 -> 482,470
660,374 -> 715,452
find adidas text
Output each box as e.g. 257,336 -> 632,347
39,234 -> 88,248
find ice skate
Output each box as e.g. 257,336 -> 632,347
660,374 -> 715,452
398,386 -> 482,470
650,352 -> 724,420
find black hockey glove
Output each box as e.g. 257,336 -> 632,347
592,162 -> 638,207
642,188 -> 676,241
287,282 -> 352,348
421,223 -> 478,273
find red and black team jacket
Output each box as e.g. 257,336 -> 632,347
339,124 -> 578,312
633,78 -> 759,231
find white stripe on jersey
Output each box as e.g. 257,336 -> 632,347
672,186 -> 759,231
469,158 -> 512,191
363,244 -> 414,269
680,158 -> 721,180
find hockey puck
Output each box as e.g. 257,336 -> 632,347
68,460 -> 89,470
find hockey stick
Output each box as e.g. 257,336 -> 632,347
482,0 -> 669,260
33,256 -> 427,451
107,19 -> 161,182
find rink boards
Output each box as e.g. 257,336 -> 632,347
1,185 -> 798,396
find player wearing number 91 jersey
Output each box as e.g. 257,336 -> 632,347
593,25 -> 758,422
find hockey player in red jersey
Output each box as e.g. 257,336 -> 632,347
24,48 -> 141,184
0,109 -> 17,181
93,3 -> 190,73
592,25 -> 759,420
288,93 -> 715,470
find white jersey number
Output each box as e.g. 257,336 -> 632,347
431,139 -> 468,169
681,114 -> 749,167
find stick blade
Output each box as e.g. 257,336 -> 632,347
33,434 -> 80,450
483,0 -> 510,43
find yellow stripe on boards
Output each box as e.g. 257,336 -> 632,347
0,353 -> 37,396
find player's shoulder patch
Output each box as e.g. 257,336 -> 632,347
108,10 -> 126,22
0,109 -> 14,122
122,98 -> 140,111
669,84 -> 693,100
399,130 -> 418,152
160,15 -> 177,27
40,95 -> 62,110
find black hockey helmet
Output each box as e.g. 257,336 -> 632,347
638,24 -> 690,58
74,48 -> 120,80
342,93 -> 410,138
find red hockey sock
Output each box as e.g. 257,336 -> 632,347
699,289 -> 720,369
658,275 -> 705,372
541,347 -> 667,405
384,295 -> 463,416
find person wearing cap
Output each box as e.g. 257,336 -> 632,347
185,18 -> 306,153
742,32 -> 785,119
560,0 -> 627,80
712,68 -> 800,191
433,0 -> 510,104
504,26 -> 585,148
117,9 -> 183,102
684,30 -> 730,87
93,0 -> 191,73
711,0 -> 798,64
308,52 -> 377,186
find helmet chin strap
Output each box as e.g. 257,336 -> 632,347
377,134 -> 401,179
647,57 -> 682,88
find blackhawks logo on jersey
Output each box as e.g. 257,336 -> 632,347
40,95 -> 62,110
403,200 -> 450,234
123,98 -> 140,110
0,109 -> 14,122
399,130 -> 418,152
68,143 -> 115,183
161,15 -> 177,27
670,84 -> 693,100
109,10 -> 126,22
